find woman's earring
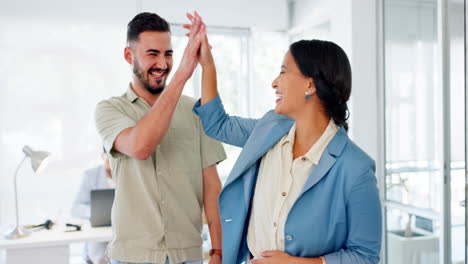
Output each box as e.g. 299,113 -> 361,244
304,89 -> 316,101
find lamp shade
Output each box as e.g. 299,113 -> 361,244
22,145 -> 51,173
3,145 -> 51,239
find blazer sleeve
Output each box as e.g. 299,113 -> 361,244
192,95 -> 258,148
324,168 -> 382,264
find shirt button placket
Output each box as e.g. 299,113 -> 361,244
156,170 -> 167,234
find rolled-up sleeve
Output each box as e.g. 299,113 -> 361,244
94,100 -> 136,159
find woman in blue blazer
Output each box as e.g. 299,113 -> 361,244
189,14 -> 381,264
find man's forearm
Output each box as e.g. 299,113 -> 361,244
205,206 -> 222,249
119,73 -> 188,159
203,166 -> 222,250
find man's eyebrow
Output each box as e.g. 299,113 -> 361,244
145,49 -> 160,53
145,49 -> 173,53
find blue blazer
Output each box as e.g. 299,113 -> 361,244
193,96 -> 382,264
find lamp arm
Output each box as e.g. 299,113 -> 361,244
13,156 -> 27,227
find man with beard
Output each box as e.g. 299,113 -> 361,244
94,12 -> 225,264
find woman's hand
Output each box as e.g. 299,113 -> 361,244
183,11 -> 218,104
250,250 -> 297,264
251,251 -> 324,264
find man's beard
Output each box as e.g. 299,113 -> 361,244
133,60 -> 168,95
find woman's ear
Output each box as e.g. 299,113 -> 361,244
307,78 -> 315,90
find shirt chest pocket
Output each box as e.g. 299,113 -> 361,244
159,119 -> 201,167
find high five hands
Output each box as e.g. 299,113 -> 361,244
176,11 -> 205,81
183,11 -> 214,68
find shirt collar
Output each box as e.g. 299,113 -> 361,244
306,119 -> 339,164
281,122 -> 296,146
282,119 -> 339,165
125,83 -> 139,103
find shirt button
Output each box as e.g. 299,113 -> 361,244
161,200 -> 165,204
301,157 -> 307,161
282,192 -> 287,196
285,235 -> 293,241
273,222 -> 277,227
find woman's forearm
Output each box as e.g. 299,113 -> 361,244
201,62 -> 219,105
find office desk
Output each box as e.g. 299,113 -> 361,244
0,224 -> 112,264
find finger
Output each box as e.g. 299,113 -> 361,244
186,12 -> 194,21
188,15 -> 201,38
182,24 -> 191,29
198,22 -> 208,43
261,250 -> 282,257
195,29 -> 204,43
194,11 -> 205,26
200,23 -> 206,35
201,24 -> 210,46
251,259 -> 267,264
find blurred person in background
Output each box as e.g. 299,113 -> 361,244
71,147 -> 114,264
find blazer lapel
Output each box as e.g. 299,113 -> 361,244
298,126 -> 349,197
299,150 -> 336,197
223,114 -> 294,188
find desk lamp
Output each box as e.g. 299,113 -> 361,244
4,145 -> 50,239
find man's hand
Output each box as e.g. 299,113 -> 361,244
176,11 -> 204,81
208,254 -> 222,264
183,12 -> 214,68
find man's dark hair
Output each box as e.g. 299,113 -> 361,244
127,12 -> 171,44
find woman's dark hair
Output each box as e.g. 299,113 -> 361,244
289,39 -> 351,131
127,12 -> 170,44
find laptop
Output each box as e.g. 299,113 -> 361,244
90,189 -> 115,227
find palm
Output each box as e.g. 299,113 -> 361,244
182,13 -> 213,67
177,13 -> 204,80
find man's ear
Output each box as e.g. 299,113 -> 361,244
124,46 -> 133,65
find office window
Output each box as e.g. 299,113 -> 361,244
383,0 -> 466,262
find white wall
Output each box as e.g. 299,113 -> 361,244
291,0 -> 352,53
350,0 -> 380,171
291,0 -> 382,170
